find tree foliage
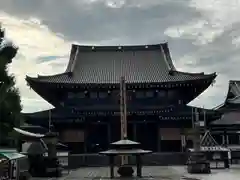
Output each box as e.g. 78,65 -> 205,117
0,26 -> 22,145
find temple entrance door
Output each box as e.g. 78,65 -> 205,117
127,123 -> 134,141
86,123 -> 108,153
111,122 -> 121,143
136,122 -> 158,151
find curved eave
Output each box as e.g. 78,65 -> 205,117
217,80 -> 240,110
26,75 -> 59,106
25,71 -> 216,86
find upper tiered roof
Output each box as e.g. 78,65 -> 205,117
26,43 -> 216,85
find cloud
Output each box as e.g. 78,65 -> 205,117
1,0 -> 240,112
0,12 -> 72,112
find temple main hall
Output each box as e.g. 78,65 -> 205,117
23,43 -> 221,153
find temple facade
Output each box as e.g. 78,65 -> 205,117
211,80 -> 240,145
24,43 -> 220,153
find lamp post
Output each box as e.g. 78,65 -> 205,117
187,108 -> 210,174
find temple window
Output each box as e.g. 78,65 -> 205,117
146,91 -> 154,98
168,89 -> 176,98
76,92 -> 85,98
90,92 -> 98,99
135,91 -> 145,98
68,92 -> 75,99
228,134 -> 239,144
157,90 -> 166,98
99,92 -> 108,98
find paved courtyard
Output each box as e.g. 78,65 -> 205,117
31,165 -> 240,180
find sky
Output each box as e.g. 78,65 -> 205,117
0,0 -> 240,113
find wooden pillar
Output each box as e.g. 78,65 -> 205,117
108,123 -> 111,144
223,130 -> 227,146
181,135 -> 186,152
84,124 -> 88,153
109,156 -> 114,178
181,128 -> 186,152
133,123 -> 137,141
157,125 -> 161,152
136,155 -> 142,177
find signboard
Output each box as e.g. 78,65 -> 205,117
61,130 -> 84,142
160,128 -> 181,140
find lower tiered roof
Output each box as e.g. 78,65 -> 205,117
23,105 -> 221,125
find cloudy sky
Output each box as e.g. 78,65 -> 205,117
0,0 -> 239,113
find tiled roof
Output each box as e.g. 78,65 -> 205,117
226,81 -> 240,104
211,111 -> 240,126
26,43 -> 216,84
23,105 -> 219,121
214,80 -> 240,110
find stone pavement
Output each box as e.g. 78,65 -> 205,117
51,166 -> 185,180
30,165 -> 240,180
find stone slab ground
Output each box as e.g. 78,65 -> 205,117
30,165 -> 240,180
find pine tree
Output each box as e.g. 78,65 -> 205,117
0,25 -> 22,146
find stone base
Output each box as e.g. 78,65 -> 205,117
117,165 -> 134,177
187,151 -> 211,174
187,162 -> 211,174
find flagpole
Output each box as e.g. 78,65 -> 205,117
120,76 -> 128,165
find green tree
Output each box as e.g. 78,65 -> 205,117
0,26 -> 22,146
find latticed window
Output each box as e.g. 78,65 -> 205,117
76,92 -> 85,98
157,90 -> 166,98
68,92 -> 75,99
146,91 -> 154,98
90,92 -> 98,98
168,89 -> 176,98
99,92 -> 108,98
135,91 -> 145,98
228,134 -> 239,145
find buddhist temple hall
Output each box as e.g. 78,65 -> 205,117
23,43 -> 221,153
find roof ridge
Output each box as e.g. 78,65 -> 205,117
26,72 -> 68,81
65,43 -> 174,73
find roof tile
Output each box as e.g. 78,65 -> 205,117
27,43 -> 216,84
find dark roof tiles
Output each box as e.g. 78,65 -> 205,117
211,111 -> 240,126
26,43 -> 216,84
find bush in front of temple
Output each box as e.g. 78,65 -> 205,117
0,25 -> 22,146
